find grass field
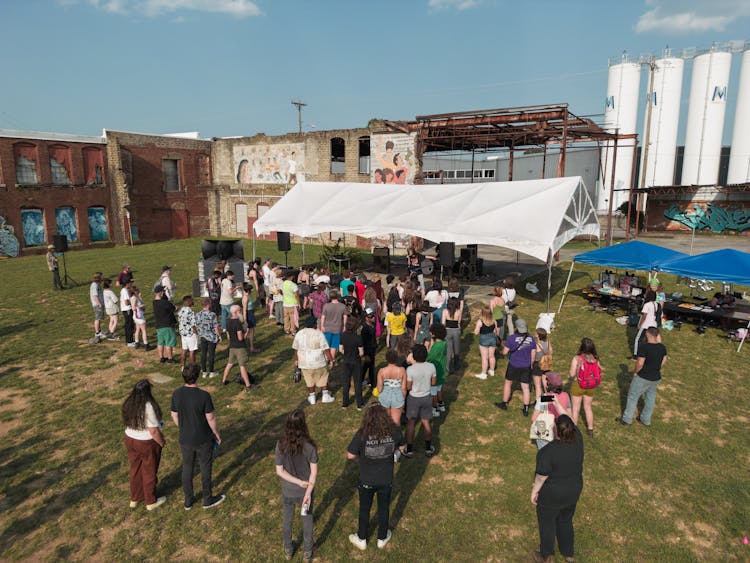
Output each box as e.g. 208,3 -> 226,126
0,238 -> 748,562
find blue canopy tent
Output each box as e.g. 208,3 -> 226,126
659,248 -> 750,286
557,241 -> 688,314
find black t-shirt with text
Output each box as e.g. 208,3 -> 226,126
153,297 -> 176,329
347,426 -> 401,486
170,386 -> 215,446
340,331 -> 363,364
535,427 -> 584,509
227,318 -> 245,349
636,342 -> 667,381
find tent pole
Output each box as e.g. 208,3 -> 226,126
302,240 -> 306,264
546,251 -> 553,313
252,229 -> 256,261
557,261 -> 576,315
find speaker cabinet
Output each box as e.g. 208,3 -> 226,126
277,232 -> 291,252
439,242 -> 455,267
201,240 -> 217,259
53,234 -> 69,253
217,240 -> 235,261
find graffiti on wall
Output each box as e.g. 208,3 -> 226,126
0,216 -> 20,257
370,133 -> 417,184
88,207 -> 108,241
55,207 -> 78,242
233,143 -> 305,185
21,209 -> 45,246
664,203 -> 750,233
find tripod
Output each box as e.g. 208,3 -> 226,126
61,252 -> 78,288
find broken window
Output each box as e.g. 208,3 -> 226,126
330,137 -> 345,174
49,145 -> 72,185
14,143 -> 38,185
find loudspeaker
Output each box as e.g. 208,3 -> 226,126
372,247 -> 390,273
476,258 -> 484,276
439,242 -> 455,267
202,239 -> 244,260
217,240 -> 235,261
277,232 -> 291,252
53,234 -> 68,253
201,240 -> 217,259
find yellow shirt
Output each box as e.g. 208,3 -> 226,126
386,312 -> 407,336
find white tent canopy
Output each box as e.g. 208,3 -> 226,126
254,176 -> 599,262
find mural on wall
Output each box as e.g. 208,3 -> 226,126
55,207 -> 78,242
233,143 -> 305,185
664,203 -> 750,233
88,207 -> 108,241
0,216 -> 20,257
21,209 -> 45,246
370,133 -> 418,185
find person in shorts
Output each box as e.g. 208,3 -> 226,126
153,285 -> 178,363
293,315 -> 335,405
222,304 -> 252,392
178,295 -> 199,367
404,344 -> 437,458
495,318 -> 536,416
320,290 -> 347,363
90,272 -> 105,341
376,349 -> 407,433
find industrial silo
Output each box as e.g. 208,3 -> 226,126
602,57 -> 641,211
727,47 -> 750,184
681,49 -> 732,185
639,53 -> 684,188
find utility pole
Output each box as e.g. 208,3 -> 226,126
291,99 -> 306,134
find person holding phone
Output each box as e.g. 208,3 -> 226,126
530,372 -> 572,449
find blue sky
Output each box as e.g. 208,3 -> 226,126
0,0 -> 748,142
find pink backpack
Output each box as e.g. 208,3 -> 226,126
577,355 -> 602,389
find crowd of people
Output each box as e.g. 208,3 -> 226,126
111,250 -> 668,562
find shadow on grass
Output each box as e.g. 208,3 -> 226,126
0,321 -> 37,339
521,268 -> 592,304
616,363 -> 633,412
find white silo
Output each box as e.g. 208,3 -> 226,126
727,48 -> 750,184
601,58 -> 641,211
639,54 -> 684,188
681,49 -> 732,185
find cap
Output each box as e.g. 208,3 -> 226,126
365,307 -> 375,316
162,265 -> 171,271
544,372 -> 563,387
153,284 -> 165,294
515,318 -> 528,333
304,315 -> 317,328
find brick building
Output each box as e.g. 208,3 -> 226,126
0,130 -> 109,252
105,130 -> 213,245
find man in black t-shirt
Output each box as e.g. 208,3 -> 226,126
221,304 -> 252,392
361,309 -> 378,387
153,286 -> 178,363
618,327 -> 667,426
170,364 -> 225,509
339,317 -> 364,409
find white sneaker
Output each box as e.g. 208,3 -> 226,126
321,392 -> 335,404
377,530 -> 392,549
208,372 -> 218,378
488,369 -> 495,377
146,496 -> 166,511
348,533 -> 367,550
202,372 -> 208,378
307,393 -> 316,405
475,373 -> 487,380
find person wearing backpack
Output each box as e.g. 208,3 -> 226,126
634,289 -> 660,357
568,338 -> 602,437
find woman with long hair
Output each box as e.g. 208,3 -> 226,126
346,403 -> 402,551
130,286 -> 151,349
241,282 -> 257,353
275,409 -> 318,561
361,286 -> 382,339
530,415 -> 583,562
442,297 -> 462,373
376,348 -> 407,427
496,319 -> 536,416
569,337 -> 601,437
424,280 -> 448,325
530,372 -> 572,450
122,379 -> 166,510
473,306 -> 497,380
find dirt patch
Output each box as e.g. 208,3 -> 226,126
0,392 -> 31,437
675,519 -> 720,554
444,471 -> 479,484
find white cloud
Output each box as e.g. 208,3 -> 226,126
60,0 -> 261,18
428,0 -> 479,11
635,0 -> 750,34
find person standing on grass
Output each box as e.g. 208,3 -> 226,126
347,403 -> 401,551
321,290 -> 347,363
178,295 -> 199,367
275,409 -> 318,561
196,298 -> 221,378
171,364 -> 225,510
403,344 -> 437,458
473,306 -> 497,380
385,302 -> 407,351
121,279 -> 136,348
361,308 -> 378,387
634,288 -> 660,357
568,337 -> 602,437
426,323 -> 447,418
130,286 -> 153,350
376,349 -> 407,428
530,415 -> 583,563
116,263 -> 133,288
46,245 -> 61,290
219,270 -> 238,332
153,285 -> 178,364
123,379 -> 166,511
102,279 -> 120,340
263,258 -> 274,318
293,315 -> 335,405
618,327 -> 667,427
340,317 -> 365,410
282,270 -> 299,336
531,372 -> 572,450
495,319 -> 536,417
90,272 -> 105,341
206,270 -> 222,317
241,283 -> 258,353
159,266 -> 176,303
272,266 -> 285,326
532,328 -> 554,400
309,283 -> 329,328
222,304 -> 253,392
442,297 -> 462,373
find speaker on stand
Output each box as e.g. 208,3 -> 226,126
277,231 -> 291,266
53,235 -> 77,288
438,242 -> 455,280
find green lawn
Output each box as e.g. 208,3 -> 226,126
0,238 -> 748,561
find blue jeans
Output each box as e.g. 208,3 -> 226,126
621,375 -> 660,425
221,304 -> 232,330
